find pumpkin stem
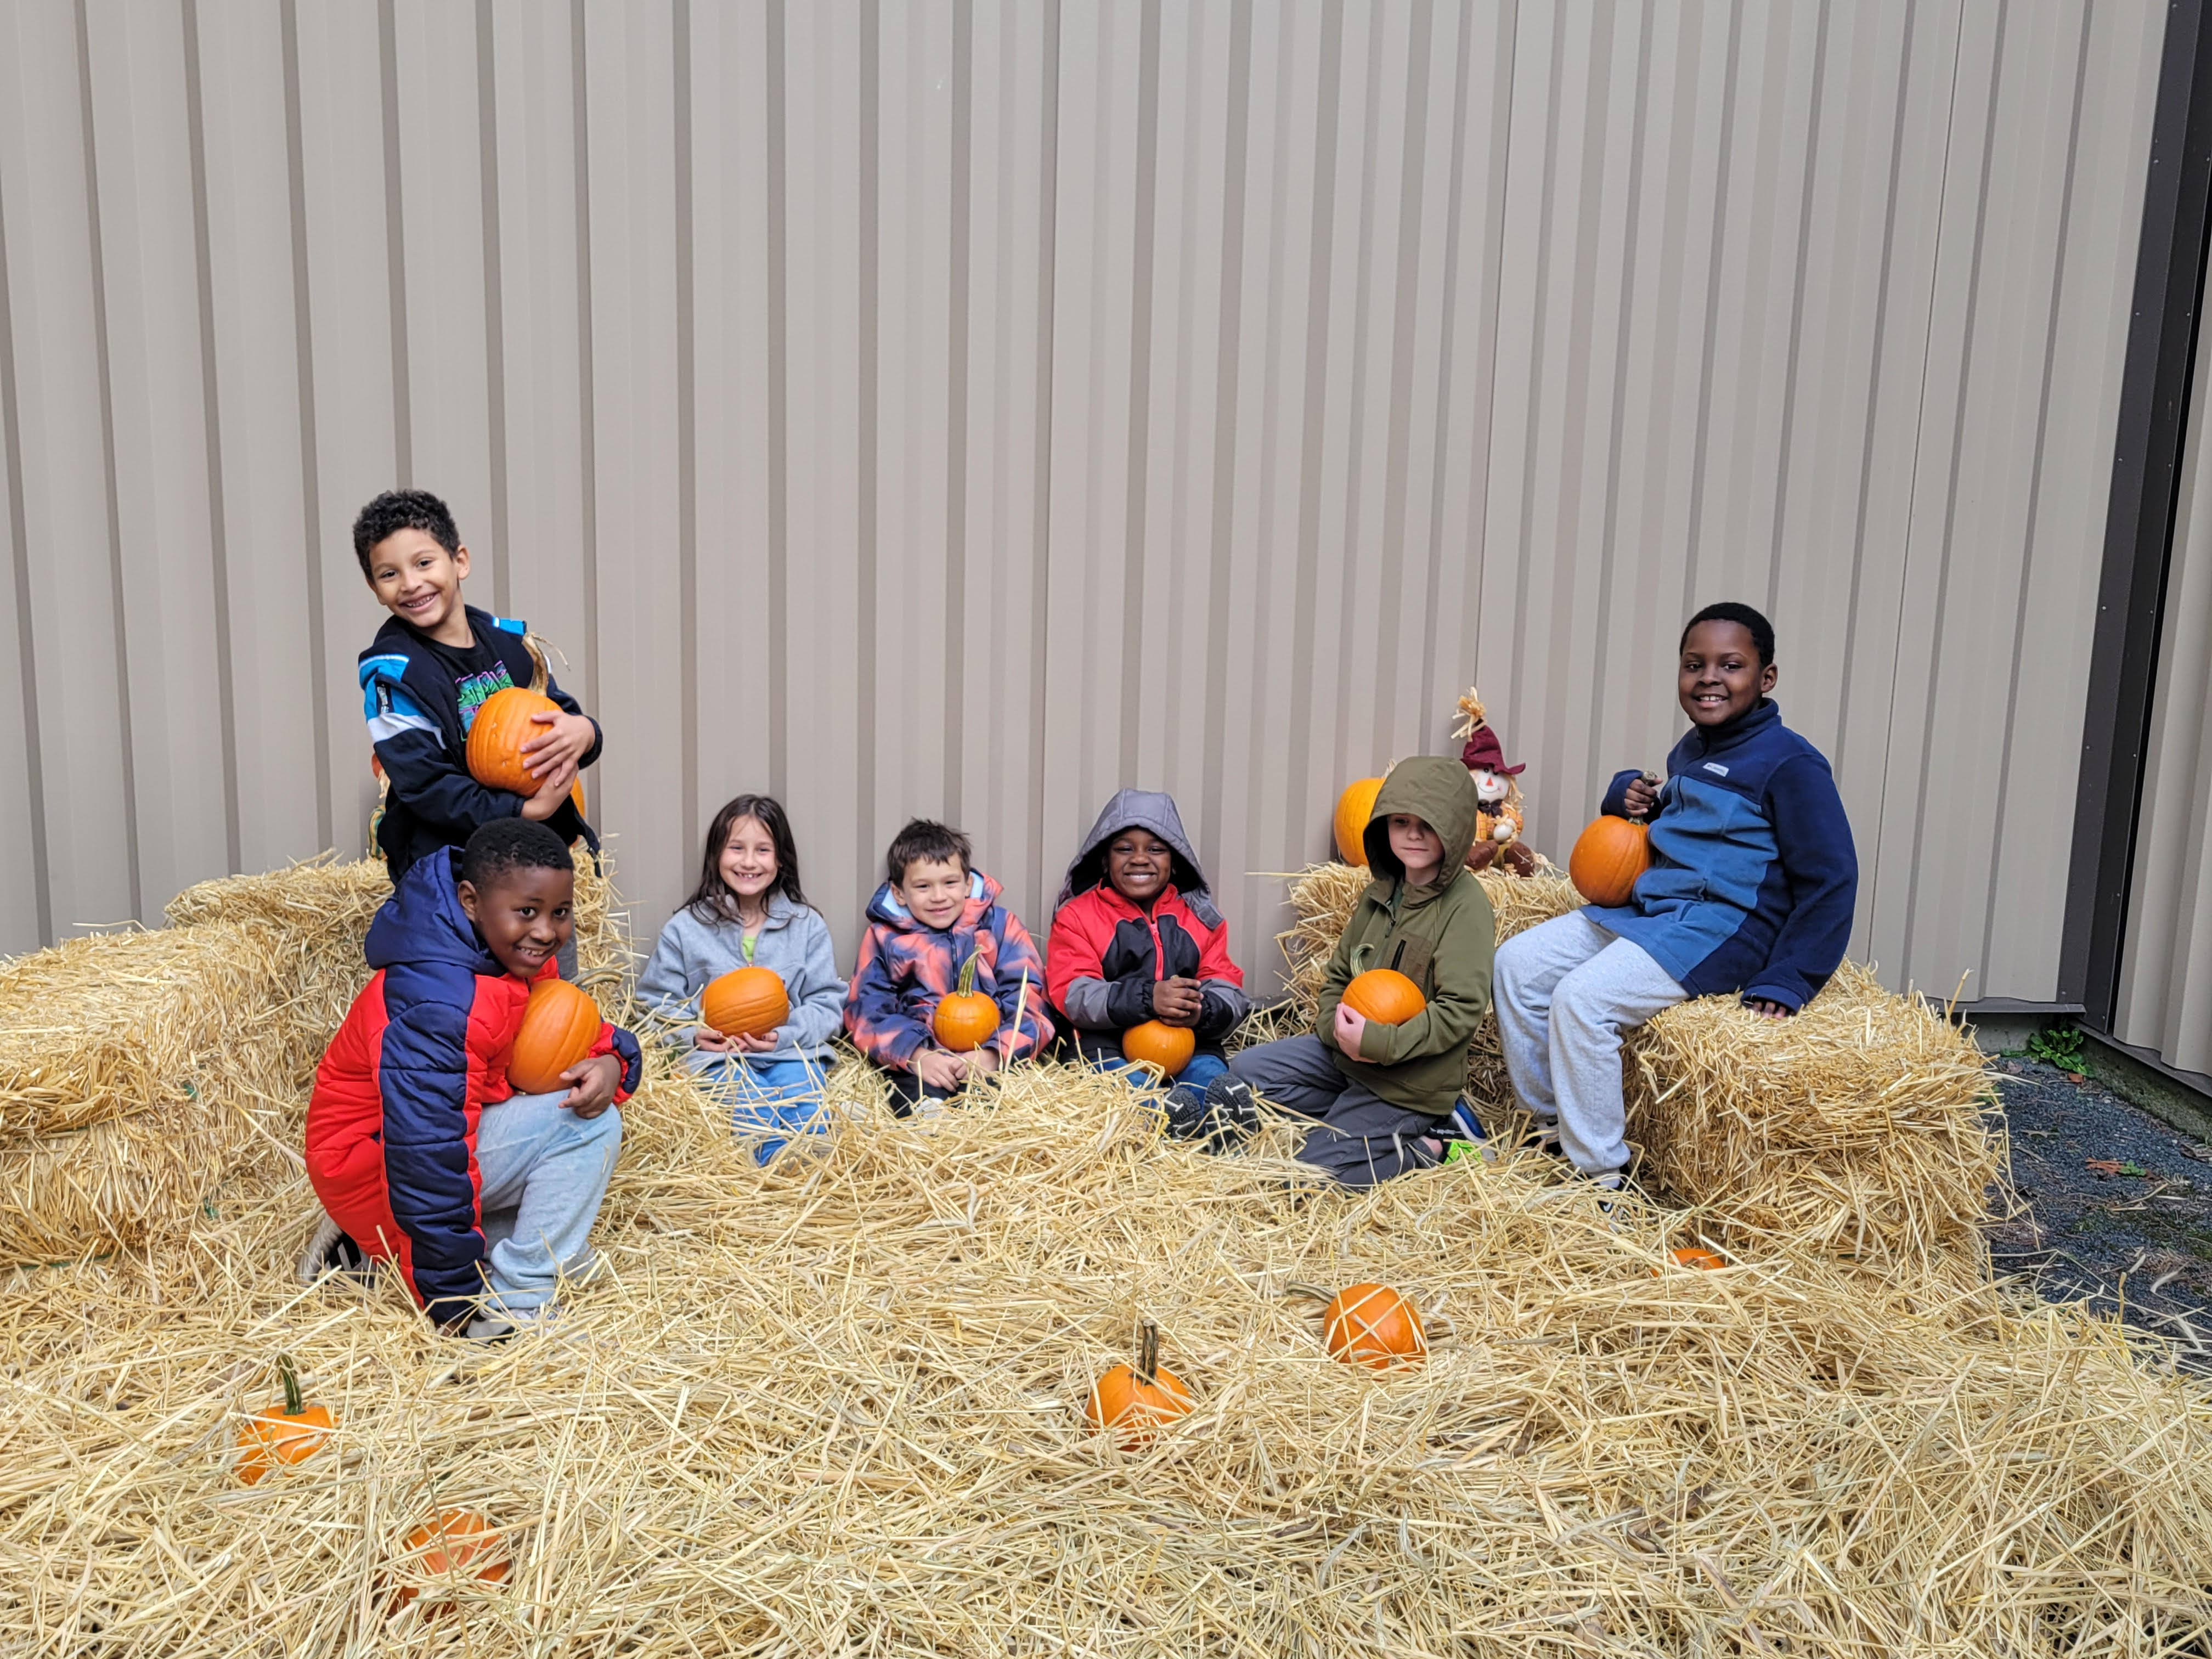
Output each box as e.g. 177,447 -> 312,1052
1136,1318 -> 1161,1387
1284,1282 -> 1335,1303
277,1353 -> 303,1417
521,631 -> 552,696
955,952 -> 979,997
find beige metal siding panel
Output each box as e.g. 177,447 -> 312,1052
0,0 -> 138,934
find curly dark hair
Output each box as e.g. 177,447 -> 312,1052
460,818 -> 573,891
1680,601 -> 1776,667
352,488 -> 460,577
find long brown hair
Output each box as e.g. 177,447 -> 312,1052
685,794 -> 809,924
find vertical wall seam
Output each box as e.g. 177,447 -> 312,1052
765,0 -> 787,798
674,0 -> 696,851
1980,0 -> 2094,984
1025,0 -> 1060,894
1764,0 -> 1833,619
1503,8 -> 1568,726
571,0 -> 599,715
1835,0 -> 1920,780
75,0 -> 143,917
1282,0 -> 1345,843
1900,0 -> 2008,979
856,0 -> 879,899
1331,0 -> 1384,773
1198,0 -> 1253,881
1116,0 -> 1162,785
944,0 -> 973,823
1462,1 -> 1520,675
1869,7 -> 1970,950
1584,8 -> 1657,813
179,0 -> 242,877
1414,0 -> 1472,731
378,0 -> 410,482
278,0 -> 331,853
0,91 -> 52,943
476,0 -> 510,614
1679,0 -> 1745,614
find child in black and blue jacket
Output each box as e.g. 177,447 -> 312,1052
1493,602 -> 1858,1193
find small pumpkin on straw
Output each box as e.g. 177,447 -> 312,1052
1292,1282 -> 1427,1370
1086,1318 -> 1194,1449
235,1353 -> 331,1485
391,1508 -> 510,1609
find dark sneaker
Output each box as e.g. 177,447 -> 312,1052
294,1210 -> 374,1288
1164,1074 -> 1259,1150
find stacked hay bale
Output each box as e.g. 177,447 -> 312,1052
1274,863 -> 2001,1262
0,924 -> 296,1263
1,853 -> 631,1267
0,1070 -> 2204,1654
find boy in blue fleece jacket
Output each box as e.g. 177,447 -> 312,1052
1494,602 -> 1858,1189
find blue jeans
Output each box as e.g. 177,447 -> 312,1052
702,1056 -> 832,1165
475,1088 -> 623,1316
1094,1049 -> 1228,1109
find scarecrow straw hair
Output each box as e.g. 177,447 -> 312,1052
1273,862 -> 2002,1264
1,1056 -> 2207,1655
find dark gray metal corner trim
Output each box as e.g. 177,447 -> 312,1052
2062,0 -> 2212,1027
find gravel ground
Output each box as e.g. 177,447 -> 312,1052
1987,1057 -> 2212,1369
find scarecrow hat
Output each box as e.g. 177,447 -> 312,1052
1460,721 -> 1524,777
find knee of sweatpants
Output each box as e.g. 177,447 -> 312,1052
1492,931 -> 1539,999
1551,964 -> 1628,1041
580,1103 -> 623,1152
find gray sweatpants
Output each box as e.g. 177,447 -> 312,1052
475,1087 -> 623,1316
1226,1034 -> 1448,1187
1493,910 -> 1685,1177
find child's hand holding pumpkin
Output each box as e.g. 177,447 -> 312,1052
1150,976 -> 1204,1028
1333,1001 -> 1370,1061
913,1048 -> 969,1093
557,1052 -> 623,1119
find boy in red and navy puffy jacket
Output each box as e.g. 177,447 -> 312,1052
1047,791 -> 1249,1137
844,819 -> 1052,1114
300,820 -> 640,1340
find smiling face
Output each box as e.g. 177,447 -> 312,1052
457,865 -> 575,980
893,855 -> 970,931
1104,830 -> 1173,907
1678,620 -> 1777,729
1386,814 -> 1446,885
364,529 -> 471,644
718,815 -> 779,908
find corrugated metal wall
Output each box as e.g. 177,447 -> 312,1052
0,0 -> 2168,1006
2116,252 -> 2212,1081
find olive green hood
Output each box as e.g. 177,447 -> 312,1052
1360,756 -> 1480,878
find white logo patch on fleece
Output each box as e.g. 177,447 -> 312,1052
1703,762 -> 1730,777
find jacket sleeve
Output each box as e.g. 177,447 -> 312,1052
586,1021 -> 644,1100
374,960 -> 489,1328
784,912 -> 850,1052
1192,913 -> 1249,1041
1356,886 -> 1496,1068
986,910 -> 1054,1060
844,924 -> 931,1068
1742,756 -> 1859,1012
543,670 -> 605,771
1047,905 -> 1152,1029
1313,917 -> 1360,1054
1599,768 -> 1647,819
364,663 -> 525,839
636,918 -> 703,1045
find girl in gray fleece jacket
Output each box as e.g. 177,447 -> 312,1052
639,794 -> 848,1164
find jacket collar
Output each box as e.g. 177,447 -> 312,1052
1684,697 -> 1781,757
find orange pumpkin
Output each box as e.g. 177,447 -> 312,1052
394,1508 -> 510,1607
1670,1247 -> 1726,1271
701,965 -> 789,1037
1568,815 -> 1651,907
932,952 -> 1001,1053
507,978 -> 601,1094
1321,1283 -> 1427,1370
236,1354 -> 331,1486
1086,1319 -> 1194,1449
1342,968 -> 1427,1025
465,686 -> 564,795
1333,776 -> 1386,865
1121,1019 -> 1196,1077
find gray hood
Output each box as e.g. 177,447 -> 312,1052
1053,789 -> 1222,927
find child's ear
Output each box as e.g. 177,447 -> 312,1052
450,544 -> 471,580
455,878 -> 481,923
1760,659 -> 1779,693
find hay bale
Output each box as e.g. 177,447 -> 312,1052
0,923 -> 296,1141
0,1065 -> 2204,1654
1626,962 -> 2002,1259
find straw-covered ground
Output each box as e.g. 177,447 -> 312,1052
0,858 -> 2207,1655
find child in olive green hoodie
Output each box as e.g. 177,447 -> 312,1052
1215,757 -> 1495,1185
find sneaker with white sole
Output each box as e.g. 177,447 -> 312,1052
465,1301 -> 563,1343
294,1210 -> 375,1288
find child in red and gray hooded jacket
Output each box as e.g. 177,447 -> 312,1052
1046,791 -> 1248,1138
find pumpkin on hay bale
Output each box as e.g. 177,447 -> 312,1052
1273,862 -> 2001,1263
0,1062 -> 2204,1655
